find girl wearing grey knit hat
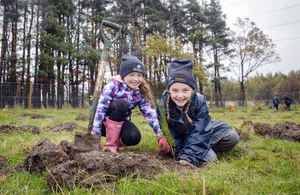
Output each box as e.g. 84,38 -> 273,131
157,58 -> 239,167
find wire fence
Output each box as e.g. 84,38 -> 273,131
0,82 -> 87,109
1,82 -> 295,109
0,82 -> 165,109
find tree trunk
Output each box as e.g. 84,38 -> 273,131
8,2 -> 18,107
240,80 -> 246,106
213,47 -> 220,107
33,7 -> 41,108
56,15 -> 62,109
25,3 -> 34,109
0,5 -> 9,108
82,64 -> 86,108
20,3 -> 27,106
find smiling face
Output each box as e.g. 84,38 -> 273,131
123,72 -> 143,90
169,82 -> 194,107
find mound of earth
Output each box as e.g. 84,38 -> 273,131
19,125 -> 41,134
231,117 -> 246,120
254,122 -> 300,141
241,120 -> 255,136
75,114 -> 89,121
46,151 -> 163,189
0,125 -> 18,133
73,132 -> 100,151
0,124 -> 41,134
23,138 -> 196,190
21,113 -> 52,119
236,129 -> 250,141
48,122 -> 85,132
24,138 -> 69,173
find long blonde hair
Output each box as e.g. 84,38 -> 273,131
139,79 -> 156,108
166,92 -> 193,124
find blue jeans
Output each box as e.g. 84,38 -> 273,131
201,120 -> 239,162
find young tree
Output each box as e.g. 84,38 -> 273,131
230,17 -> 280,106
205,0 -> 231,107
184,0 -> 208,93
0,0 -> 10,107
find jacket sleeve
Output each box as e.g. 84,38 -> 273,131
91,81 -> 117,135
178,96 -> 213,166
139,97 -> 162,139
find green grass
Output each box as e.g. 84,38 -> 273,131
0,105 -> 300,194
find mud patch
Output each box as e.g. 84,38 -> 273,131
73,132 -> 100,151
241,120 -> 255,136
48,122 -> 85,132
0,125 -> 18,133
0,124 -> 41,134
23,138 -> 198,190
19,125 -> 41,134
24,138 -> 69,173
254,122 -> 300,141
231,117 -> 246,120
60,140 -> 95,160
236,129 -> 250,141
21,113 -> 52,119
46,151 -> 164,189
75,114 -> 89,121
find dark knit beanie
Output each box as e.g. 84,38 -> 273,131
120,54 -> 145,78
166,58 -> 196,89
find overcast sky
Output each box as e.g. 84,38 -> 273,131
219,0 -> 300,76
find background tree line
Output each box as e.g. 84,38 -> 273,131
0,0 -> 294,109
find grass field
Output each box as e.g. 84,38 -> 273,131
0,104 -> 299,194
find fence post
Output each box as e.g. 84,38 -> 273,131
29,81 -> 32,109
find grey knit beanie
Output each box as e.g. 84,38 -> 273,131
120,54 -> 145,78
166,58 -> 196,89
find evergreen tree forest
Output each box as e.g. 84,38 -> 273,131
0,0 -> 298,109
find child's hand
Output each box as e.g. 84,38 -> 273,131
158,138 -> 170,154
91,129 -> 100,136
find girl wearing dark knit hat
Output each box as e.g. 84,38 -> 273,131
91,54 -> 167,153
157,58 -> 239,167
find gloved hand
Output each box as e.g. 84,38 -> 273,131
91,129 -> 100,136
158,138 -> 170,154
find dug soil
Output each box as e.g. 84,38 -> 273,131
254,122 -> 300,141
75,113 -> 89,121
48,122 -> 86,132
18,121 -> 300,190
23,138 -> 195,190
21,113 -> 52,119
0,124 -> 41,134
0,122 -> 85,134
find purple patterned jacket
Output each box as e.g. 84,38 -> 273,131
91,75 -> 162,138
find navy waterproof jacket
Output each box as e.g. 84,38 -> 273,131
157,91 -> 214,166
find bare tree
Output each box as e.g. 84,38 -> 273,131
230,18 -> 280,106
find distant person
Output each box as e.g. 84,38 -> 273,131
282,92 -> 293,111
157,58 -> 239,167
272,94 -> 280,110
